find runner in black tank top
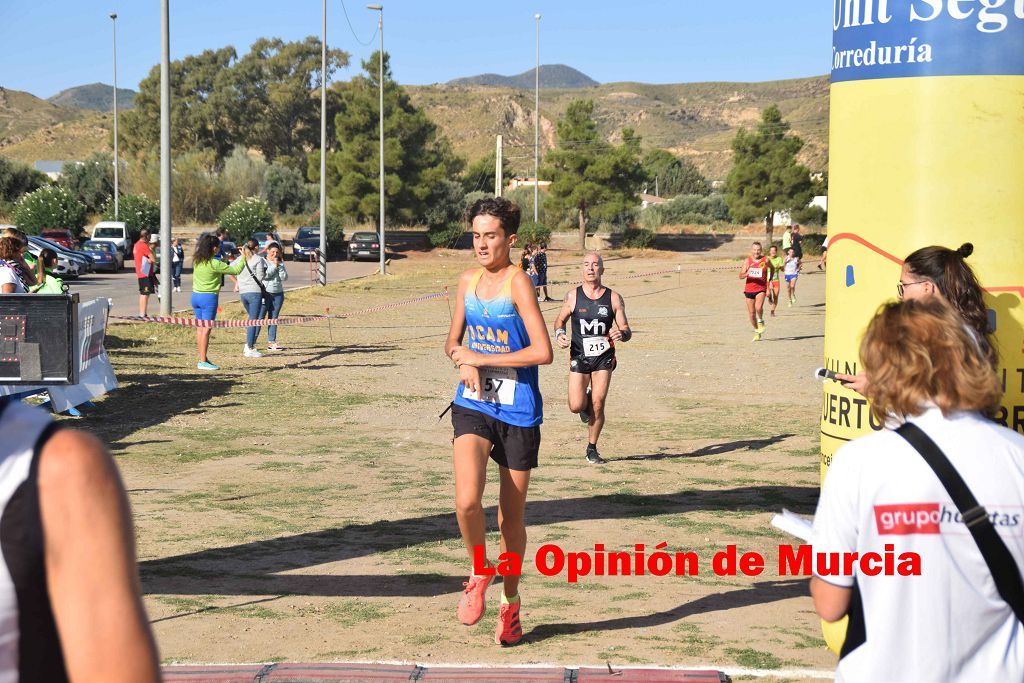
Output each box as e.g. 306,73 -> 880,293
0,397 -> 159,682
554,252 -> 632,464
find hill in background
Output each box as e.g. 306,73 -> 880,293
1,72 -> 829,182
410,74 -> 829,180
0,87 -> 111,164
448,64 -> 599,89
48,83 -> 136,112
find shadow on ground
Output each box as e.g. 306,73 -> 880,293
523,579 -> 807,643
607,434 -> 794,462
140,485 -> 818,598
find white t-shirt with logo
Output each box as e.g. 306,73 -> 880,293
812,408 -> 1024,682
0,263 -> 25,293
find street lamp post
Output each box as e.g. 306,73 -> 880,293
159,0 -> 171,315
319,0 -> 327,286
110,12 -> 119,221
534,13 -> 541,223
368,4 -> 385,276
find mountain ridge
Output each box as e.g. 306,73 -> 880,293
448,64 -> 599,89
48,83 -> 136,112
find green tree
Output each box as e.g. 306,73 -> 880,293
322,51 -> 462,227
725,105 -> 814,244
0,157 -> 48,209
121,47 -> 240,158
221,147 -> 268,201
641,149 -> 710,197
102,194 -> 159,232
60,153 -> 114,213
264,162 -> 310,214
462,151 -> 512,195
542,100 -> 646,249
228,37 -> 349,168
13,186 -> 87,234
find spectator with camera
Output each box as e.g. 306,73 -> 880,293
236,238 -> 270,358
260,241 -> 289,351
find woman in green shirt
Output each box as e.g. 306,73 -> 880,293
191,234 -> 245,371
766,244 -> 784,317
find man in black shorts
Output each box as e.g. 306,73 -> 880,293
554,251 -> 631,464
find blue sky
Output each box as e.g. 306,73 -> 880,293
1,1 -> 831,99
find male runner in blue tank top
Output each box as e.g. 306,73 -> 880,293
445,197 -> 553,646
553,251 -> 632,464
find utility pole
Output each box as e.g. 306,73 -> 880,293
318,0 -> 327,286
368,4 -> 385,275
110,12 -> 119,221
495,135 -> 503,197
159,0 -> 171,315
534,13 -> 541,223
655,175 -> 659,197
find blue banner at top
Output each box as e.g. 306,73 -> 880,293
832,0 -> 1024,83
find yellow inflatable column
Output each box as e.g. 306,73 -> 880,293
821,2 -> 1024,654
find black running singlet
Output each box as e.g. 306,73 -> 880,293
570,286 -> 616,362
0,398 -> 69,682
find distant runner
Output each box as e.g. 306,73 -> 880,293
554,252 -> 632,464
784,247 -> 800,306
740,242 -> 768,341
766,244 -> 783,317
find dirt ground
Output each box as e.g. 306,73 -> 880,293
80,238 -> 835,679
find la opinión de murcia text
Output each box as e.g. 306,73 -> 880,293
472,544 -> 922,584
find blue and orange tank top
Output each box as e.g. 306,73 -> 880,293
452,268 -> 543,427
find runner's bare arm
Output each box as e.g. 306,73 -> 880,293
810,576 -> 852,623
40,430 -> 160,683
445,270 -> 481,392
739,259 -> 749,278
444,269 -> 473,359
553,289 -> 576,349
451,270 -> 553,369
609,292 -> 631,342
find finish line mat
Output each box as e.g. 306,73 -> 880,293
163,663 -> 729,682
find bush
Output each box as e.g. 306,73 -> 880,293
264,162 -> 309,214
0,157 -> 48,207
640,193 -> 731,229
60,153 -> 114,213
221,147 -> 268,201
517,221 -> 552,246
618,226 -> 655,249
428,223 -> 466,248
102,193 -> 159,233
218,197 -> 274,242
791,204 -> 827,227
13,186 -> 87,234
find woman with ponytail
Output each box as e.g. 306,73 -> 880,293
836,242 -> 996,394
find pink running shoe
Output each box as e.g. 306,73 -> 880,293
494,598 -> 523,646
457,574 -> 493,625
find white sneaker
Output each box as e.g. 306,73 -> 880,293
243,346 -> 263,358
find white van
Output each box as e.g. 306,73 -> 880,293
90,221 -> 132,258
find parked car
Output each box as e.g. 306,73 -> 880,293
26,241 -> 78,279
292,226 -> 327,261
90,221 -> 132,257
348,232 -> 381,262
28,236 -> 92,275
79,240 -> 122,273
251,231 -> 282,252
40,229 -> 78,250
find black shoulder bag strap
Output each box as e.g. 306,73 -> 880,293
243,257 -> 270,297
896,422 -> 1024,623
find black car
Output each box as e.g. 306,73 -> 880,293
348,232 -> 381,262
292,226 -> 324,261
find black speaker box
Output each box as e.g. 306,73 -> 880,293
0,294 -> 79,385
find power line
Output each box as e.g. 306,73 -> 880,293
338,0 -> 379,46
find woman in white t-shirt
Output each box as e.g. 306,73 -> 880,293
811,298 -> 1024,682
0,236 -> 29,293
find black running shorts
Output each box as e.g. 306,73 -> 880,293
570,353 -> 617,375
451,405 -> 540,471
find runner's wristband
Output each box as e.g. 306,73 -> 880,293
555,328 -> 566,337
